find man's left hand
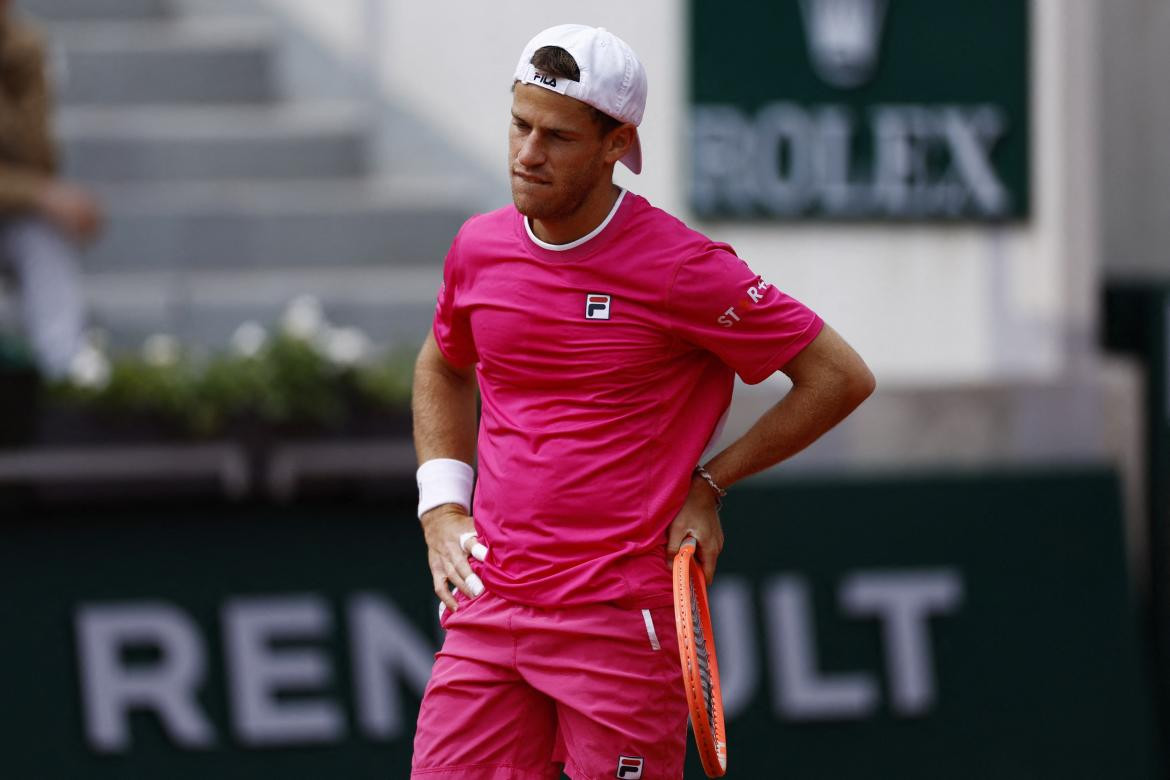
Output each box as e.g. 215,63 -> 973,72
666,475 -> 725,584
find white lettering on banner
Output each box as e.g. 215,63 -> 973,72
765,577 -> 880,719
349,593 -> 439,739
709,577 -> 759,719
222,595 -> 345,746
840,571 -> 964,715
756,104 -> 818,215
72,574 -> 962,753
74,594 -> 439,754
75,603 -> 217,752
692,102 -> 1010,218
708,568 -> 964,722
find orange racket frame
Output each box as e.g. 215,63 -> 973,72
673,536 -> 728,777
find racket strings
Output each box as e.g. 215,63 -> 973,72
690,581 -> 717,739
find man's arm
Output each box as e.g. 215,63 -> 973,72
703,323 -> 874,487
412,331 -> 483,612
667,324 -> 875,581
414,330 -> 477,465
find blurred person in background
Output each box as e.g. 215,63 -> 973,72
0,0 -> 100,378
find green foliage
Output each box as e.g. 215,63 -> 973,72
352,348 -> 414,408
49,332 -> 416,437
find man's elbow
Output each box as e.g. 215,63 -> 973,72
842,361 -> 876,411
855,362 -> 876,400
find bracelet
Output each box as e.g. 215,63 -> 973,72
417,458 -> 474,518
693,465 -> 727,509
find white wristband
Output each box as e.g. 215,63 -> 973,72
417,458 -> 474,518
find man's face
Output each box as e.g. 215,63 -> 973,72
509,83 -> 611,220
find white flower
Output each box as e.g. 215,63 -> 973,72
68,343 -> 111,390
281,294 -> 327,340
230,321 -> 268,358
142,333 -> 180,366
322,326 -> 371,367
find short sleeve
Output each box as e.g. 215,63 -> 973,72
432,226 -> 478,367
669,244 -> 823,385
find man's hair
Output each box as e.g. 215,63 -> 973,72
530,45 -> 624,136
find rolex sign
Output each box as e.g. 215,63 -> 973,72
690,0 -> 1030,220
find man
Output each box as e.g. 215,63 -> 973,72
0,0 -> 101,378
411,24 -> 874,780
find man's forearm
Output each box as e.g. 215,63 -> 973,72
703,377 -> 869,490
412,337 -> 478,465
702,325 -> 875,491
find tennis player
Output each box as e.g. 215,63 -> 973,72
411,24 -> 874,780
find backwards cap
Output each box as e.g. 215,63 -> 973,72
513,24 -> 648,174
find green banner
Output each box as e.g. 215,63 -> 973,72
690,0 -> 1031,220
0,468 -> 1155,778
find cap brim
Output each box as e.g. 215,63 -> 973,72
619,130 -> 642,174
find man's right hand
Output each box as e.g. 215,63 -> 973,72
420,503 -> 487,613
36,180 -> 103,244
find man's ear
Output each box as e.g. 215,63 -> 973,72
604,124 -> 637,164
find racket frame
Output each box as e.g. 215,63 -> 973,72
673,536 -> 728,777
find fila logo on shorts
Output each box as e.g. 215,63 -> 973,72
616,755 -> 644,778
585,293 -> 612,320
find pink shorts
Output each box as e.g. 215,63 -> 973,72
411,589 -> 687,780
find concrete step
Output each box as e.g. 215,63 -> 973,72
20,0 -> 173,21
57,103 -> 370,181
81,266 -> 440,351
85,178 -> 475,270
49,19 -> 278,105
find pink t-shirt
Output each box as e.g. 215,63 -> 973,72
433,191 -> 823,608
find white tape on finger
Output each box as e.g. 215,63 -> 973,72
459,530 -> 489,563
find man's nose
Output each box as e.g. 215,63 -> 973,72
516,132 -> 545,168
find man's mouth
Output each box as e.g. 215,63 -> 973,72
512,171 -> 550,185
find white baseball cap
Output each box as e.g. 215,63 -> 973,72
513,24 -> 648,174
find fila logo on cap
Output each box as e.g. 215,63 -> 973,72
616,755 -> 644,778
585,293 -> 612,320
527,68 -> 571,95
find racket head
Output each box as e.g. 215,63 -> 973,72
673,536 -> 728,777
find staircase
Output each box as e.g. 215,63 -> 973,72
19,0 -> 486,352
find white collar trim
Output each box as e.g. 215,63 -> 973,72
525,189 -> 627,251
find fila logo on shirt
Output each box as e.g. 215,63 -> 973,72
616,755 -> 644,778
717,276 -> 771,328
585,293 -> 612,320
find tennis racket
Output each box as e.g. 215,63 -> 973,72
673,535 -> 727,777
